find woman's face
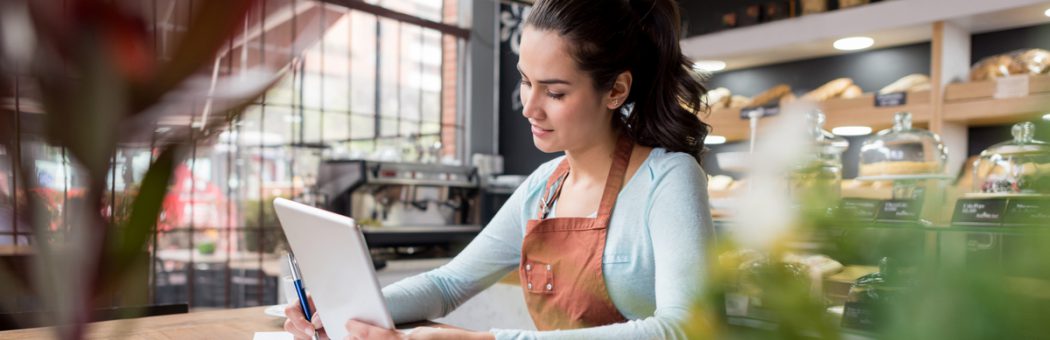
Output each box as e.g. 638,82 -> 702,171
518,26 -> 612,153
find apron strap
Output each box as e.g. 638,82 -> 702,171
596,134 -> 634,218
537,160 -> 570,219
536,133 -> 634,220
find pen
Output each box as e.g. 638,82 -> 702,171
287,253 -> 319,340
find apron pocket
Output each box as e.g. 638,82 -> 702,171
524,261 -> 555,295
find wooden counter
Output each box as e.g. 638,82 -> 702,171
0,306 -> 283,339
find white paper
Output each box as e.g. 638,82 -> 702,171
253,331 -> 294,340
994,75 -> 1029,99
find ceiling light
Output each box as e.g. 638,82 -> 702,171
833,36 -> 874,51
1044,8 -> 1050,17
1042,113 -> 1050,121
693,60 -> 727,73
707,135 -> 727,145
832,126 -> 873,136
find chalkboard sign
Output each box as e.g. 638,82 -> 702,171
1003,197 -> 1050,226
841,301 -> 880,331
875,199 -> 924,223
874,92 -> 907,107
951,198 -> 1008,226
839,198 -> 880,221
739,104 -> 780,119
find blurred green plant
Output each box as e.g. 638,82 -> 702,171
0,0 -> 314,338
686,118 -> 1050,339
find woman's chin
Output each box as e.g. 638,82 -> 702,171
532,138 -> 561,153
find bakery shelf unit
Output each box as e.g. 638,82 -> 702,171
943,74 -> 1050,126
693,0 -> 1050,176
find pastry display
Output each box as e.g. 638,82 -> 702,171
878,74 -> 931,94
858,112 -> 948,179
969,122 -> 1050,196
859,161 -> 942,177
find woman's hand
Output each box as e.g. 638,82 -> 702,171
345,320 -> 495,340
283,294 -> 327,340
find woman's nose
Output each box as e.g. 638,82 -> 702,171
521,89 -> 541,119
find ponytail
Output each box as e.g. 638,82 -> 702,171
526,0 -> 711,163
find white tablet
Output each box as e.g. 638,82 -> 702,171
273,198 -> 395,339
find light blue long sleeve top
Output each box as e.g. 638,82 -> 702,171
382,148 -> 714,339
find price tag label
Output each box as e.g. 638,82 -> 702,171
874,92 -> 907,107
875,199 -> 924,223
1003,197 -> 1050,226
839,198 -> 880,221
951,198 -> 1006,226
739,105 -> 780,119
994,75 -> 1030,99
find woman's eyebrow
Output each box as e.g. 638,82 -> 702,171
517,65 -> 572,85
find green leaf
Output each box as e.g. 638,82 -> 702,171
98,146 -> 179,292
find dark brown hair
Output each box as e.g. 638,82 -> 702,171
525,0 -> 710,162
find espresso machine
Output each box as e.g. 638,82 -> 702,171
316,160 -> 481,262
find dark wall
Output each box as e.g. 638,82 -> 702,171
707,42 -> 931,97
497,3 -> 559,176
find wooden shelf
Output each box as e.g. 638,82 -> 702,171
704,91 -> 932,143
681,0 -> 1050,71
941,74 -> 1050,126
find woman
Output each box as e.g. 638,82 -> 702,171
285,0 -> 713,338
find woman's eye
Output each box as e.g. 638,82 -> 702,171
547,92 -> 564,100
520,80 -> 531,87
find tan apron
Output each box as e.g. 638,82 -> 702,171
519,134 -> 633,330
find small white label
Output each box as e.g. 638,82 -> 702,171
994,75 -> 1030,99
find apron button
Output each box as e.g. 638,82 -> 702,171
546,283 -> 552,291
526,264 -> 532,271
527,283 -> 533,290
546,264 -> 551,271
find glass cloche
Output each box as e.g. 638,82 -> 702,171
790,110 -> 849,201
858,112 -> 949,179
970,122 -> 1050,196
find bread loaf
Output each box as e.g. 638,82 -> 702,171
1017,49 -> 1050,75
971,55 -> 1024,81
706,87 -> 732,109
746,84 -> 792,107
800,0 -> 827,15
878,74 -> 930,94
729,95 -> 750,109
802,78 -> 853,101
841,84 -> 863,99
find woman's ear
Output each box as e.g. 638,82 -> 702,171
606,71 -> 632,110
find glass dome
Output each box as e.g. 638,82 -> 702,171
858,112 -> 948,179
790,110 -> 849,201
970,122 -> 1050,196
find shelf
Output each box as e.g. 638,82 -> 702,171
943,75 -> 1050,126
680,0 -> 1050,71
704,92 -> 931,143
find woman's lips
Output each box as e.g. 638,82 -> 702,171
531,125 -> 553,137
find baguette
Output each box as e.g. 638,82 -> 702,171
878,74 -> 929,94
746,84 -> 792,107
802,78 -> 853,101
